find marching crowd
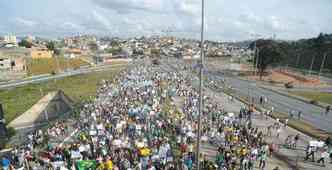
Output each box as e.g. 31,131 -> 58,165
1,61 -> 332,170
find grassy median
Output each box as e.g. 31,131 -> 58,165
27,57 -> 89,76
290,91 -> 332,105
0,65 -> 125,123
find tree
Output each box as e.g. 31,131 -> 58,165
46,41 -> 62,56
54,49 -> 61,56
252,39 -> 284,79
18,39 -> 32,48
46,41 -> 55,51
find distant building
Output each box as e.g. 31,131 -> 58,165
0,56 -> 26,72
94,53 -> 132,65
0,48 -> 28,72
64,38 -> 74,47
63,48 -> 82,59
4,35 -> 17,45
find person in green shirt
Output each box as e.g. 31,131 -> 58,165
215,152 -> 225,167
258,150 -> 267,169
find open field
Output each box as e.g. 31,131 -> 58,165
290,91 -> 332,105
27,57 -> 89,75
0,65 -> 125,123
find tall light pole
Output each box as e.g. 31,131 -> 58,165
249,33 -> 261,76
196,0 -> 205,169
296,55 -> 300,68
309,56 -> 316,76
319,53 -> 327,78
254,39 -> 258,75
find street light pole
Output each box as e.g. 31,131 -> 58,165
196,0 -> 205,169
319,53 -> 327,78
309,56 -> 316,76
296,55 -> 300,68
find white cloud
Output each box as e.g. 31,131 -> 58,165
62,22 -> 85,31
93,0 -> 200,17
14,17 -> 38,27
93,0 -> 164,13
92,10 -> 113,30
266,16 -> 282,31
2,0 -> 332,40
174,0 -> 200,16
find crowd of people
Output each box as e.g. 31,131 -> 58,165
1,60 -> 332,170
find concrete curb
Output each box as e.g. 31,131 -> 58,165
237,76 -> 329,109
259,86 -> 328,109
222,89 -> 330,140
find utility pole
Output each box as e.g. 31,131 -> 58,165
309,56 -> 316,76
254,40 -> 258,75
196,0 -> 205,169
256,48 -> 260,76
296,55 -> 300,68
319,53 -> 327,78
251,34 -> 261,76
54,52 -> 61,73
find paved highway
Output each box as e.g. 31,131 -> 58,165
158,58 -> 332,133
208,70 -> 332,133
0,63 -> 127,90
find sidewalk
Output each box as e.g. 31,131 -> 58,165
201,87 -> 332,169
253,114 -> 332,170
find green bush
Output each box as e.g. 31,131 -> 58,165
0,138 -> 7,149
309,100 -> 318,105
7,126 -> 16,138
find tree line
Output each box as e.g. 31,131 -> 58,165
250,33 -> 332,77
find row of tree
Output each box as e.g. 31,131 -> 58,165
18,40 -> 61,55
251,33 -> 332,77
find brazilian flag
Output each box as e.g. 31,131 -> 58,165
76,160 -> 97,170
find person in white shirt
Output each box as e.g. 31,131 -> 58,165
317,149 -> 329,167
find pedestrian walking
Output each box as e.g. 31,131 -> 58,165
329,147 -> 332,164
284,119 -> 288,127
276,126 -> 281,138
325,105 -> 330,116
260,96 -> 263,105
258,150 -> 267,169
289,110 -> 294,119
293,134 -> 300,149
297,111 -> 302,119
317,149 -> 329,167
264,97 -> 268,104
304,145 -> 315,162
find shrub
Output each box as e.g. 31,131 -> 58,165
7,127 -> 16,138
309,100 -> 318,105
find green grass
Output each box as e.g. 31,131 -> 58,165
27,57 -> 89,76
0,66 -> 125,123
290,91 -> 332,105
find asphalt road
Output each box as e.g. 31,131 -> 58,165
0,63 -> 127,90
208,70 -> 332,133
158,58 -> 332,133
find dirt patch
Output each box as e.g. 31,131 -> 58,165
247,70 -> 324,87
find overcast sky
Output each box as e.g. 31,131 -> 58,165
0,0 -> 331,41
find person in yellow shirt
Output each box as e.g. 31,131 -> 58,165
105,159 -> 113,170
97,162 -> 105,170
